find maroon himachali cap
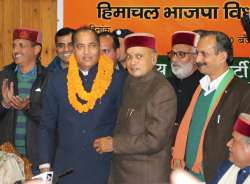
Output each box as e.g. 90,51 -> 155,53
124,32 -> 156,50
172,31 -> 200,47
233,113 -> 250,137
13,28 -> 42,44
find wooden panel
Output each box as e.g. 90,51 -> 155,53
0,0 -> 4,68
0,0 -> 21,69
39,0 -> 57,66
0,0 -> 57,69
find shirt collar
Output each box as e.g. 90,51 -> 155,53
80,69 -> 89,76
199,69 -> 229,96
60,61 -> 67,69
15,64 -> 37,77
115,64 -> 120,71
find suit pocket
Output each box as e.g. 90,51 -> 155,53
127,109 -> 146,135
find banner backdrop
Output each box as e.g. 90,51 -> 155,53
63,0 -> 250,83
64,0 -> 250,56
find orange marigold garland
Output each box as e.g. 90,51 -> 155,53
67,54 -> 114,113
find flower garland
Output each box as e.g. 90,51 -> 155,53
67,54 -> 114,113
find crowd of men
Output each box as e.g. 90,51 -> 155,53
0,26 -> 250,184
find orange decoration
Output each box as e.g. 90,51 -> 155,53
67,55 -> 114,113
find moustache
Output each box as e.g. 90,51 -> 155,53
171,63 -> 181,67
196,62 -> 207,67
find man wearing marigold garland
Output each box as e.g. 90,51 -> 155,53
93,32 -> 177,183
38,27 -> 124,183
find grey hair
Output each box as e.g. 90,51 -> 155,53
200,30 -> 233,65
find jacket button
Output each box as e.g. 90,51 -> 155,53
177,89 -> 182,93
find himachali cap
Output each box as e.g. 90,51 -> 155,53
13,28 -> 42,44
172,31 -> 200,47
233,113 -> 250,137
124,32 -> 156,50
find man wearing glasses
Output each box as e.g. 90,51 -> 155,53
168,31 -> 203,144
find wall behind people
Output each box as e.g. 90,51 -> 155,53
62,0 -> 250,83
0,0 -> 57,69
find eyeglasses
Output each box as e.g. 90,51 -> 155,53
167,50 -> 196,59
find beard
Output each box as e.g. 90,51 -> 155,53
171,61 -> 195,79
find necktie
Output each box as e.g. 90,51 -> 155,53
236,168 -> 250,184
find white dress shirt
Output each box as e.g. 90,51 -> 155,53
199,69 -> 229,96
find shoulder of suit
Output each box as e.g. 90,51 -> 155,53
154,71 -> 170,83
231,76 -> 250,89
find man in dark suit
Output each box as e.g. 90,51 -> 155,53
99,31 -> 126,74
47,27 -> 75,72
38,27 -> 124,183
112,29 -> 133,70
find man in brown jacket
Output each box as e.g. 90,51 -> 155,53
93,32 -> 177,184
172,30 -> 250,183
